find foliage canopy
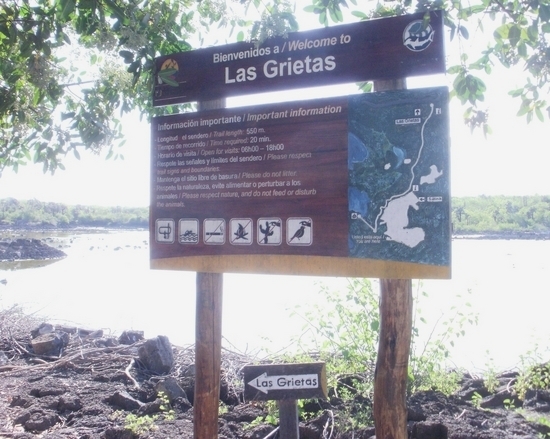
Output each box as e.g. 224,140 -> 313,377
0,0 -> 548,173
304,0 -> 550,134
0,0 -> 288,173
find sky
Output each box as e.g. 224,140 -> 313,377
0,9 -> 549,206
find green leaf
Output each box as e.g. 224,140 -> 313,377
508,25 -> 521,47
351,10 -> 367,19
463,5 -> 486,15
447,65 -> 464,74
458,25 -> 469,39
159,75 -> 178,87
104,0 -> 127,24
518,41 -> 527,57
357,81 -> 372,92
540,4 -> 550,22
119,50 -> 134,63
141,12 -> 150,28
33,88 -> 44,106
527,24 -> 539,43
508,88 -> 524,97
493,23 -> 509,40
535,106 -> 544,122
517,100 -> 531,116
127,60 -> 140,73
58,0 -> 76,21
319,10 -> 327,26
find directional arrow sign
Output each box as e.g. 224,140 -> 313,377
248,372 -> 320,394
243,362 -> 327,401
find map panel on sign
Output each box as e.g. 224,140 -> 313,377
347,87 -> 450,266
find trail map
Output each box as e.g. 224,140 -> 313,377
348,87 -> 450,266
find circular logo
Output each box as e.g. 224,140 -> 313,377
157,58 -> 179,85
403,20 -> 435,52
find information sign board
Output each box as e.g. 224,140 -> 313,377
150,86 -> 451,279
153,11 -> 444,106
242,363 -> 327,401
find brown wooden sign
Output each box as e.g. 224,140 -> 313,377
149,87 -> 451,279
153,11 -> 444,106
242,363 -> 327,401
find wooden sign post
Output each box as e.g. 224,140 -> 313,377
243,362 -> 328,439
374,279 -> 413,439
149,12 -> 449,439
194,99 -> 225,439
194,272 -> 223,439
373,79 -> 413,439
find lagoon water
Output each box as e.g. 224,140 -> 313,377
1,230 -> 549,373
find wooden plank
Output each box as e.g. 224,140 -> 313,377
151,254 -> 451,279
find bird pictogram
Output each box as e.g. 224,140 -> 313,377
289,220 -> 311,242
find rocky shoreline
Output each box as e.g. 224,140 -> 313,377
0,238 -> 67,262
1,318 -> 550,439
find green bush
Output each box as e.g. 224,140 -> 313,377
288,278 -> 478,431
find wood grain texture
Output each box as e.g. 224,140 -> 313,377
150,254 -> 450,279
194,98 -> 226,439
278,399 -> 299,439
194,272 -> 223,439
374,279 -> 413,439
371,78 -> 413,439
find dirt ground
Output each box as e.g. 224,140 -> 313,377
1,314 -> 550,439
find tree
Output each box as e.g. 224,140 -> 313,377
1,0 -> 547,174
0,0 -> 297,174
302,0 -> 550,134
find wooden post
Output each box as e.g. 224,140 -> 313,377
372,78 -> 413,439
374,279 -> 412,439
194,98 -> 225,439
278,399 -> 299,439
194,272 -> 223,439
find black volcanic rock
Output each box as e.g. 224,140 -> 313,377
0,238 -> 66,261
